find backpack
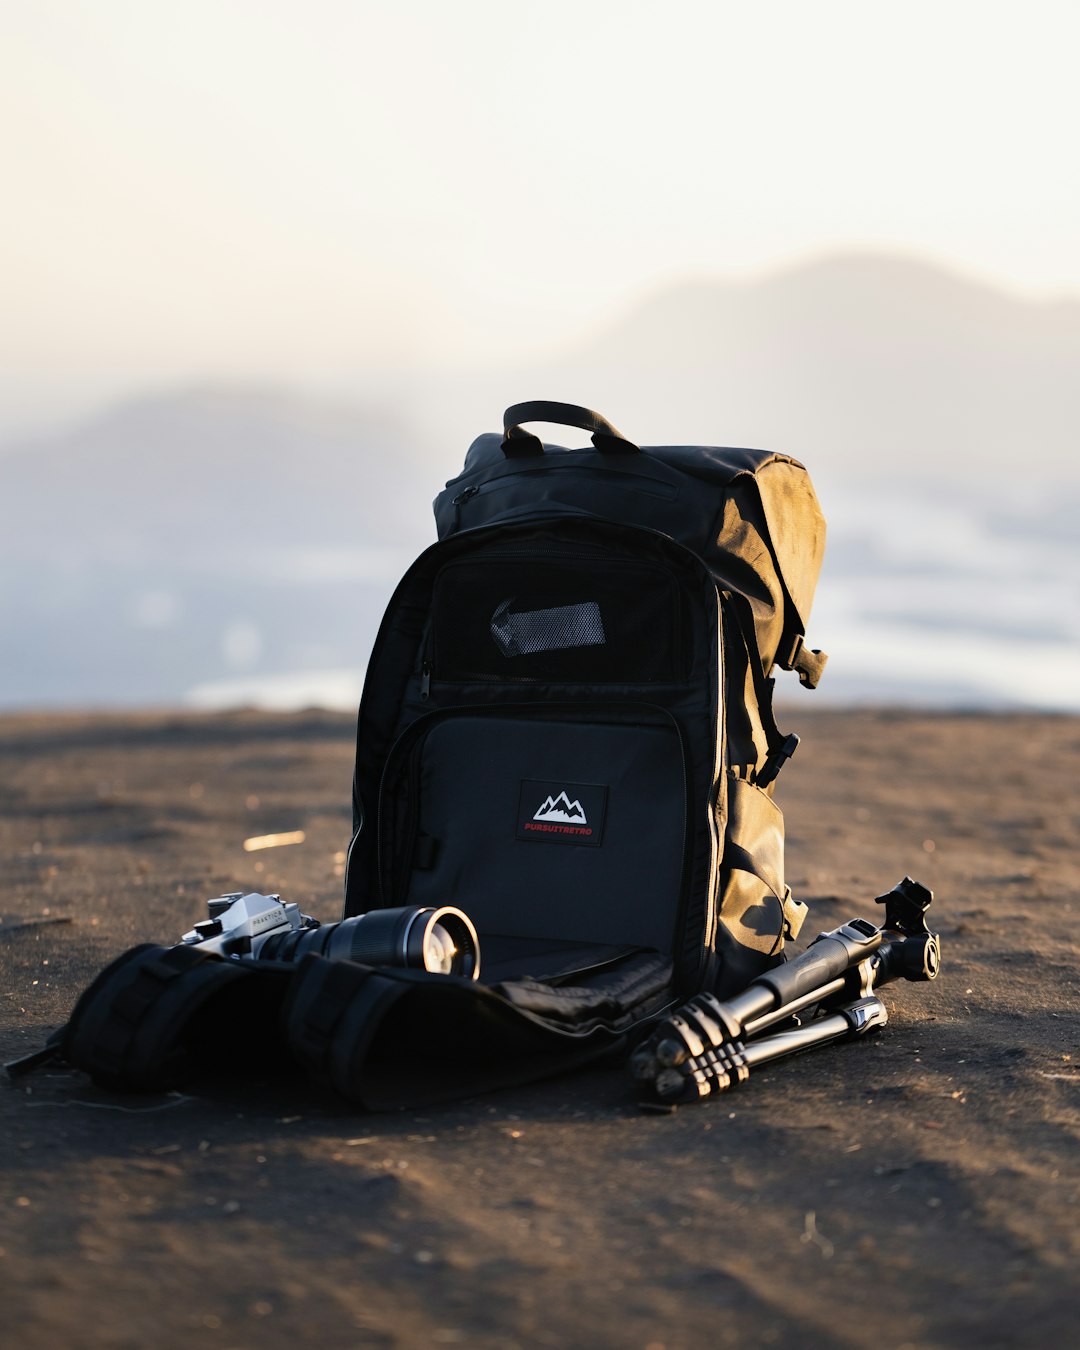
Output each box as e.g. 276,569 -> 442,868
342,401 -> 827,1022
11,401 -> 831,1110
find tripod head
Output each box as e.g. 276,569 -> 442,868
877,876 -> 932,935
875,877 -> 940,983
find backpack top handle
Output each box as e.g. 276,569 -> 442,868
501,401 -> 641,457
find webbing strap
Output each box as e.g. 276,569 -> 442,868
723,591 -> 792,784
501,401 -> 640,457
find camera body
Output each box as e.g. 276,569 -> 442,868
179,892 -> 481,979
179,891 -> 312,958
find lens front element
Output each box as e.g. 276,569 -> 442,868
403,906 -> 480,980
423,922 -> 456,975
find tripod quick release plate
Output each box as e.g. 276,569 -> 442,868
875,877 -> 933,936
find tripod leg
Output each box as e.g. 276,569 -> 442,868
644,996 -> 888,1105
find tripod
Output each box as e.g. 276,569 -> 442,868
631,877 -> 940,1108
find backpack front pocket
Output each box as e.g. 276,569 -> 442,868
379,707 -> 688,957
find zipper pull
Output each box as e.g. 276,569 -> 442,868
451,484 -> 479,530
420,661 -> 431,700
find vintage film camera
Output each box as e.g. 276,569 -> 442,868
179,892 -> 481,979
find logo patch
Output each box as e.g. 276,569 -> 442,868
517,780 -> 607,846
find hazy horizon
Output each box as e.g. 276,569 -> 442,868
3,242 -> 1079,450
4,4 -> 1078,713
2,246 -> 1077,716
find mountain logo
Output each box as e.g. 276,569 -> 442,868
533,791 -> 587,825
517,779 -> 606,847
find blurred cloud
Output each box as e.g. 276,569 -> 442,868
130,589 -> 181,629
222,620 -> 264,671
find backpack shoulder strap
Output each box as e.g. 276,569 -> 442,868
283,955 -> 655,1110
51,944 -> 291,1091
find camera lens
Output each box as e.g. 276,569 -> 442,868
258,905 -> 480,980
421,921 -> 458,975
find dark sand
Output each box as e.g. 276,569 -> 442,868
1,708 -> 1077,1349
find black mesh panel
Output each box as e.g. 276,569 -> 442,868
490,599 -> 606,658
432,557 -> 687,683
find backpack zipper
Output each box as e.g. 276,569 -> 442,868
446,463 -> 679,515
451,486 -> 480,529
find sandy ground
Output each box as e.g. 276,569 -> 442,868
1,707 -> 1077,1349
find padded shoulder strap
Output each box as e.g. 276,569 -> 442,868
56,944 -> 293,1091
9,948 -> 673,1109
283,956 -> 643,1109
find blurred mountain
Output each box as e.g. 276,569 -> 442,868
0,387 -> 434,706
524,251 -> 1080,491
2,253 -> 1077,709
0,386 -> 428,563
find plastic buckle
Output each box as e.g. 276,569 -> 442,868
756,733 -> 800,789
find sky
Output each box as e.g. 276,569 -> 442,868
3,0 -> 1080,439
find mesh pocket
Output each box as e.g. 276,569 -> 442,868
432,556 -> 687,683
490,599 -> 606,658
